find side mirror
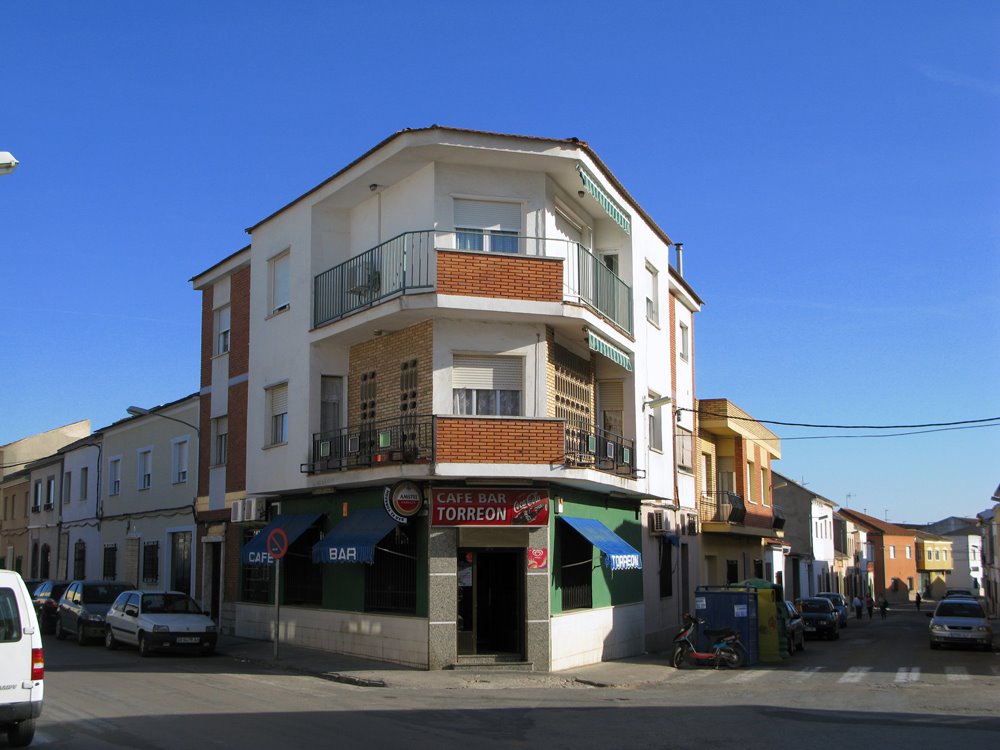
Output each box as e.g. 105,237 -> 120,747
124,605 -> 139,617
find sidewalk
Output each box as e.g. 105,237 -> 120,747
215,634 -> 674,690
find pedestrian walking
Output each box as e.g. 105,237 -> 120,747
878,596 -> 888,619
853,595 -> 864,620
865,595 -> 874,619
915,592 -> 922,612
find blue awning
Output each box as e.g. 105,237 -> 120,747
560,516 -> 642,571
312,508 -> 399,564
241,513 -> 323,565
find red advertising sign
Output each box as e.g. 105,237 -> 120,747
430,488 -> 550,527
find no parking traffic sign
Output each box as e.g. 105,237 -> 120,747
267,528 -> 289,560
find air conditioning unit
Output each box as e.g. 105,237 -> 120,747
230,501 -> 244,523
648,510 -> 666,536
244,497 -> 266,522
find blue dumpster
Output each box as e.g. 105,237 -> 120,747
694,586 -> 759,666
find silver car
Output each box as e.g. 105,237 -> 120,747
928,597 -> 992,651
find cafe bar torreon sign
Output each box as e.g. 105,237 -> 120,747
431,488 -> 550,527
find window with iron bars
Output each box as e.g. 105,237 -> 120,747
142,542 -> 159,584
240,527 -> 271,603
73,540 -> 86,580
558,522 -> 593,610
364,525 -> 417,614
103,545 -> 117,580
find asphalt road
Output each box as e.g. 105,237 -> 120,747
19,607 -> 1000,750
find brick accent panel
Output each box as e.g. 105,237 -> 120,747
435,418 -> 564,464
229,266 -> 251,377
348,321 -> 434,427
200,287 -> 214,388
198,396 -> 212,498
436,250 -> 562,302
227,380 -> 248,493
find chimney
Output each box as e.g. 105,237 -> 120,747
674,242 -> 684,276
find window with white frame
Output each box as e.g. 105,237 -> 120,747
172,438 -> 189,484
452,355 -> 523,416
269,251 -> 290,314
214,305 -> 231,354
137,448 -> 152,490
890,545 -> 896,559
645,263 -> 659,325
746,462 -> 755,503
109,458 -> 121,495
453,199 -> 520,254
32,480 -> 42,511
905,545 -> 911,559
648,392 -> 663,452
761,467 -> 769,506
45,476 -> 55,508
675,426 -> 693,472
80,466 -> 88,501
268,384 -> 288,445
212,416 -> 228,466
679,321 -> 689,361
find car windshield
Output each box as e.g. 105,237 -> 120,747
83,584 -> 129,604
819,594 -> 843,605
801,600 -> 832,613
936,602 -> 984,618
142,594 -> 202,614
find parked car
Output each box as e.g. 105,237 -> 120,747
30,580 -> 70,635
816,592 -> 849,627
0,569 -> 44,747
928,597 -> 993,651
782,600 -> 805,653
55,581 -> 132,645
799,597 -> 840,640
105,591 -> 218,657
944,588 -> 975,599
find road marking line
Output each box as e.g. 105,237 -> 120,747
895,667 -> 920,683
790,666 -> 823,682
724,669 -> 766,684
837,666 -> 871,683
945,666 -> 970,681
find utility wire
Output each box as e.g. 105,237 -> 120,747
682,408 -> 1000,430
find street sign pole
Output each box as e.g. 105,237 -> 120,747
273,556 -> 281,660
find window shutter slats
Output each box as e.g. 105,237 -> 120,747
454,199 -> 521,231
453,356 -> 523,390
599,381 -> 624,411
270,384 -> 288,415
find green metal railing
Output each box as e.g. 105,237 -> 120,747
313,231 -> 633,334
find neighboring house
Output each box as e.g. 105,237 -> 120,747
26,453 -> 63,580
979,491 -> 999,616
914,531 -> 953,599
838,508 -> 918,603
204,126 -> 702,671
191,246 -> 251,626
696,401 -> 783,590
1,420 -> 91,575
100,395 -> 199,594
907,516 -> 983,598
0,470 -> 30,574
771,473 -> 836,600
58,434 -> 104,580
833,511 -> 864,599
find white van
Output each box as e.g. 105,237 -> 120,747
0,569 -> 44,747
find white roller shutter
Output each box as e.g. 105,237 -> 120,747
452,356 -> 523,390
269,383 -> 288,416
454,199 -> 521,231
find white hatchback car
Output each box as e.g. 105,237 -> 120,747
0,569 -> 44,747
105,590 -> 218,657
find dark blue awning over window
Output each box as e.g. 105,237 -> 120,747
241,513 -> 322,565
560,516 -> 642,571
312,508 -> 398,564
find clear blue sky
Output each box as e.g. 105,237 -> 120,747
2,2 -> 997,523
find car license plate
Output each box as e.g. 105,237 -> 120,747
804,625 -> 816,631
177,636 -> 199,644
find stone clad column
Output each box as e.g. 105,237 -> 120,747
428,526 -> 457,670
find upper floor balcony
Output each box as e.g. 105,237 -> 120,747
313,230 -> 634,335
698,490 -> 783,538
300,414 -> 638,480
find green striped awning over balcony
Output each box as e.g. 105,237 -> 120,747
577,166 -> 631,235
587,330 -> 633,371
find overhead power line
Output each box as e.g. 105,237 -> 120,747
684,408 -> 1000,430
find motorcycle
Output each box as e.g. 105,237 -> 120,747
671,613 -> 747,669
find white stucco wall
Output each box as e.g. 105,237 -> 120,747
550,603 -> 645,671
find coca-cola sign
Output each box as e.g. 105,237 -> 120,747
431,488 -> 550,527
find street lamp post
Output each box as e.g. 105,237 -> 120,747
0,152 -> 18,176
126,405 -> 200,436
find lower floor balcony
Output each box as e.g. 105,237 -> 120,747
300,415 -> 638,479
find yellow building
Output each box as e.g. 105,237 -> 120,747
915,531 -> 953,599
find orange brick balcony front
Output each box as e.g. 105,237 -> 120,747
300,414 -> 637,478
312,230 -> 633,334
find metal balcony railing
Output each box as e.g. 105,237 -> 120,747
301,414 -> 638,479
312,231 -> 633,333
697,491 -> 746,524
563,419 -> 637,477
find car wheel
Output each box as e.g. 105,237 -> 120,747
201,646 -> 215,657
796,634 -> 805,652
929,641 -> 940,650
54,618 -> 66,641
105,627 -> 118,650
138,633 -> 152,657
786,636 -> 794,654
7,718 -> 36,748
77,621 -> 88,645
